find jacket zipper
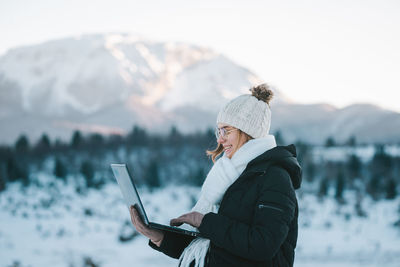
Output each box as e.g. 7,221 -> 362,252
249,170 -> 267,176
258,204 -> 284,212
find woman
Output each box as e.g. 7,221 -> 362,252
130,83 -> 302,267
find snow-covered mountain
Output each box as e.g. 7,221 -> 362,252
273,103 -> 400,144
0,33 -> 399,145
0,33 -> 269,143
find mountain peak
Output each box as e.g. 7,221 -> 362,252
0,33 -> 281,144
1,34 -> 399,145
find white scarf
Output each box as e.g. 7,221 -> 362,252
178,135 -> 277,267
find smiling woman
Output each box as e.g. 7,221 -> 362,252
129,83 -> 302,267
209,125 -> 251,161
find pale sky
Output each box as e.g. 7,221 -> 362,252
1,0 -> 400,112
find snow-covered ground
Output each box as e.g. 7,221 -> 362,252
1,174 -> 400,267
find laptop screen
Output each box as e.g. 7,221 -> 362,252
111,164 -> 150,225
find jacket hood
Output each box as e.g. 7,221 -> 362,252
247,144 -> 302,189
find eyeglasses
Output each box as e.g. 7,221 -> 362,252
215,127 -> 238,139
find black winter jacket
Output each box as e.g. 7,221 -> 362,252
149,144 -> 302,267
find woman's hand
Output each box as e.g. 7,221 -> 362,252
129,206 -> 164,247
170,211 -> 204,228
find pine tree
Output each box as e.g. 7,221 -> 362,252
325,136 -> 336,147
191,167 -> 205,186
0,168 -> 6,192
144,160 -> 161,188
274,130 -> 285,146
71,130 -> 84,149
15,135 -> 30,154
34,133 -> 51,156
127,125 -> 148,147
367,174 -> 381,200
294,140 -> 310,166
346,135 -> 357,147
80,160 -> 95,187
108,134 -> 124,148
6,157 -> 28,185
318,177 -> 329,198
38,134 -> 51,149
205,127 -> 216,145
371,145 -> 392,177
347,154 -> 362,179
167,126 -> 182,147
305,161 -> 316,183
54,158 -> 68,180
87,133 -> 105,156
89,133 -> 104,146
335,171 -> 345,201
385,178 -> 397,200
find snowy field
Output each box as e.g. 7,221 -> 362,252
1,174 -> 400,267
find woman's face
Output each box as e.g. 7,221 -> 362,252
217,123 -> 248,159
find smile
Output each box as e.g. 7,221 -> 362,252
224,145 -> 232,152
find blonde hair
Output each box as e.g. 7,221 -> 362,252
206,129 -> 253,163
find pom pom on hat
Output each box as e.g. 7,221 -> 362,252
216,83 -> 274,139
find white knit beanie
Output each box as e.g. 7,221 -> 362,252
216,84 -> 273,139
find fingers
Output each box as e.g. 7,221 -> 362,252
170,213 -> 189,226
131,214 -> 148,237
130,206 -> 147,231
170,212 -> 204,228
129,207 -> 165,245
129,206 -> 139,225
170,217 -> 184,226
129,206 -> 162,240
130,207 -> 140,229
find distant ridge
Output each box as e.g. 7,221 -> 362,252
0,33 -> 399,145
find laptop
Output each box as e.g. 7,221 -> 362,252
110,163 -> 202,237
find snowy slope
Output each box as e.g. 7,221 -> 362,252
0,176 -> 399,267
